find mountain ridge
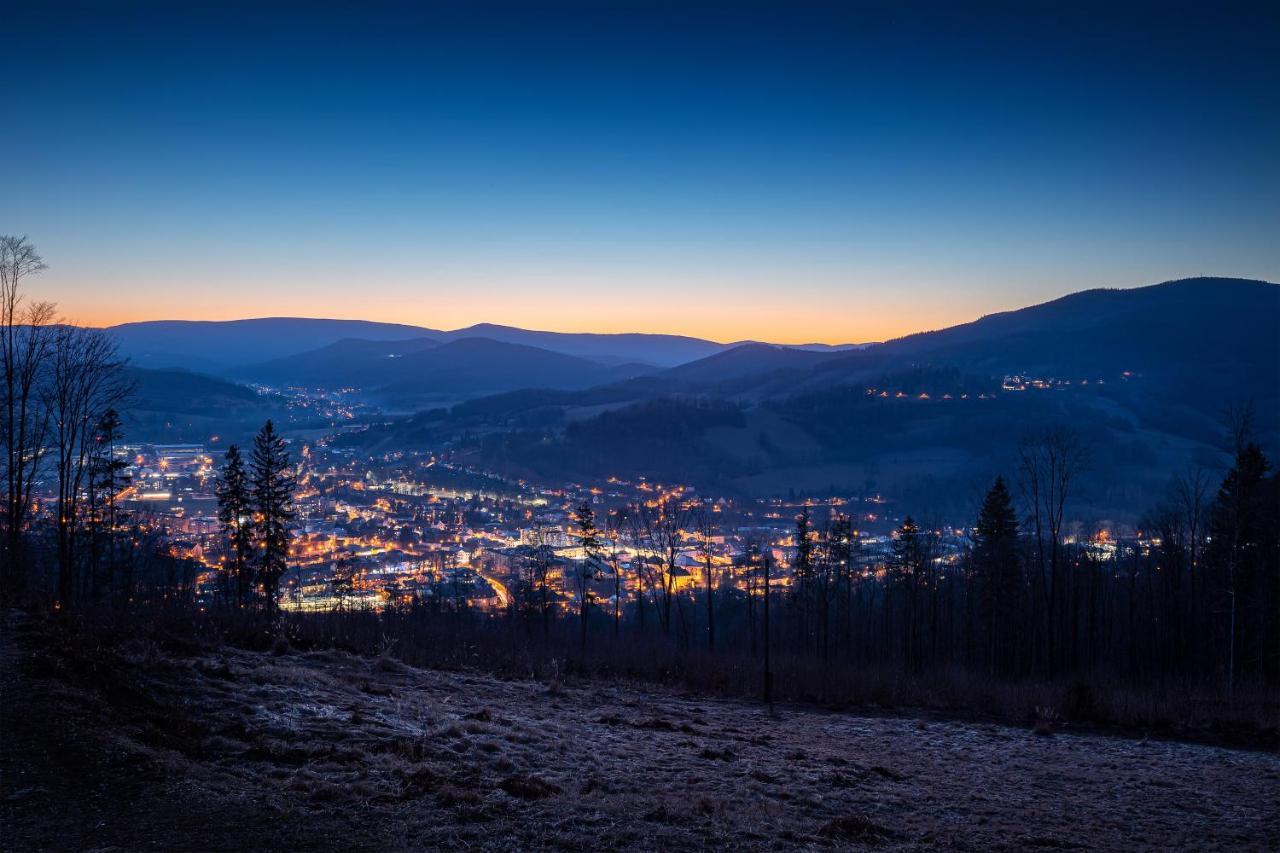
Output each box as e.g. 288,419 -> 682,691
105,317 -> 867,373
340,276 -> 1279,514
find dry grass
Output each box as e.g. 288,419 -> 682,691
264,608 -> 1280,750
5,611 -> 1279,851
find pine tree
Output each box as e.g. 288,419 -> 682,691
791,504 -> 815,649
825,514 -> 855,661
972,476 -> 1022,675
88,409 -> 129,599
251,421 -> 294,616
216,444 -> 254,607
889,517 -> 924,670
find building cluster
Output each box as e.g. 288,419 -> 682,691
1000,373 -> 1130,392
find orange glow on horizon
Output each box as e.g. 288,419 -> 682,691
62,294 -> 979,347
70,307 -> 951,346
38,256 -> 1096,347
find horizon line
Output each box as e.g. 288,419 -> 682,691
94,314 -> 872,348
84,275 -> 1276,349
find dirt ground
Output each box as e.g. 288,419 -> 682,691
3,616 -> 1278,851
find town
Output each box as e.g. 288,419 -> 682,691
114,433 -> 939,616
106,405 -> 1152,627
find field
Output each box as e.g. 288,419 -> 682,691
2,614 -> 1278,852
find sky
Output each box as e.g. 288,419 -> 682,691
4,1 -> 1278,344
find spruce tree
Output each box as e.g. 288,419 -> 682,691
251,421 -> 294,616
826,514 -> 855,660
216,444 -> 254,607
889,517 -> 924,669
972,476 -> 1022,675
791,504 -> 815,649
88,409 -> 129,598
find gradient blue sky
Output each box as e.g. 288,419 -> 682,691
5,1 -> 1278,342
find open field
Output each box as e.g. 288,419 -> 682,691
2,615 -> 1278,852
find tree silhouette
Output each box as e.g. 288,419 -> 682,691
972,476 -> 1022,675
251,421 -> 294,617
217,445 -> 255,607
572,500 -> 602,652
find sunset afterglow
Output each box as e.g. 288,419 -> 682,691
7,4 -> 1277,342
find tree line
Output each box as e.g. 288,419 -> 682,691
502,423 -> 1277,697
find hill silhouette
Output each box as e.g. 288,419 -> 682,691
346,277 -> 1279,515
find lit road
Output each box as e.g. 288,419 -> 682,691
476,566 -> 511,609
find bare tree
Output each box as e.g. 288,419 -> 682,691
762,544 -> 774,711
697,500 -> 718,652
622,504 -> 656,632
605,510 -> 626,638
1173,464 -> 1211,670
572,500 -> 602,653
1018,425 -> 1088,676
1173,467 -> 1211,574
626,496 -> 691,637
743,539 -> 761,656
43,324 -> 131,603
523,524 -> 558,640
0,236 -> 56,595
331,555 -> 358,611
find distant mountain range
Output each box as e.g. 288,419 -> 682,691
336,277 -> 1279,516
116,276 -> 1278,515
106,318 -> 867,375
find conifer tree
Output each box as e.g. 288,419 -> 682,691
972,476 -> 1022,674
216,444 -> 254,607
251,421 -> 294,616
791,504 -> 815,649
825,514 -> 856,661
88,409 -> 129,598
889,516 -> 925,670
